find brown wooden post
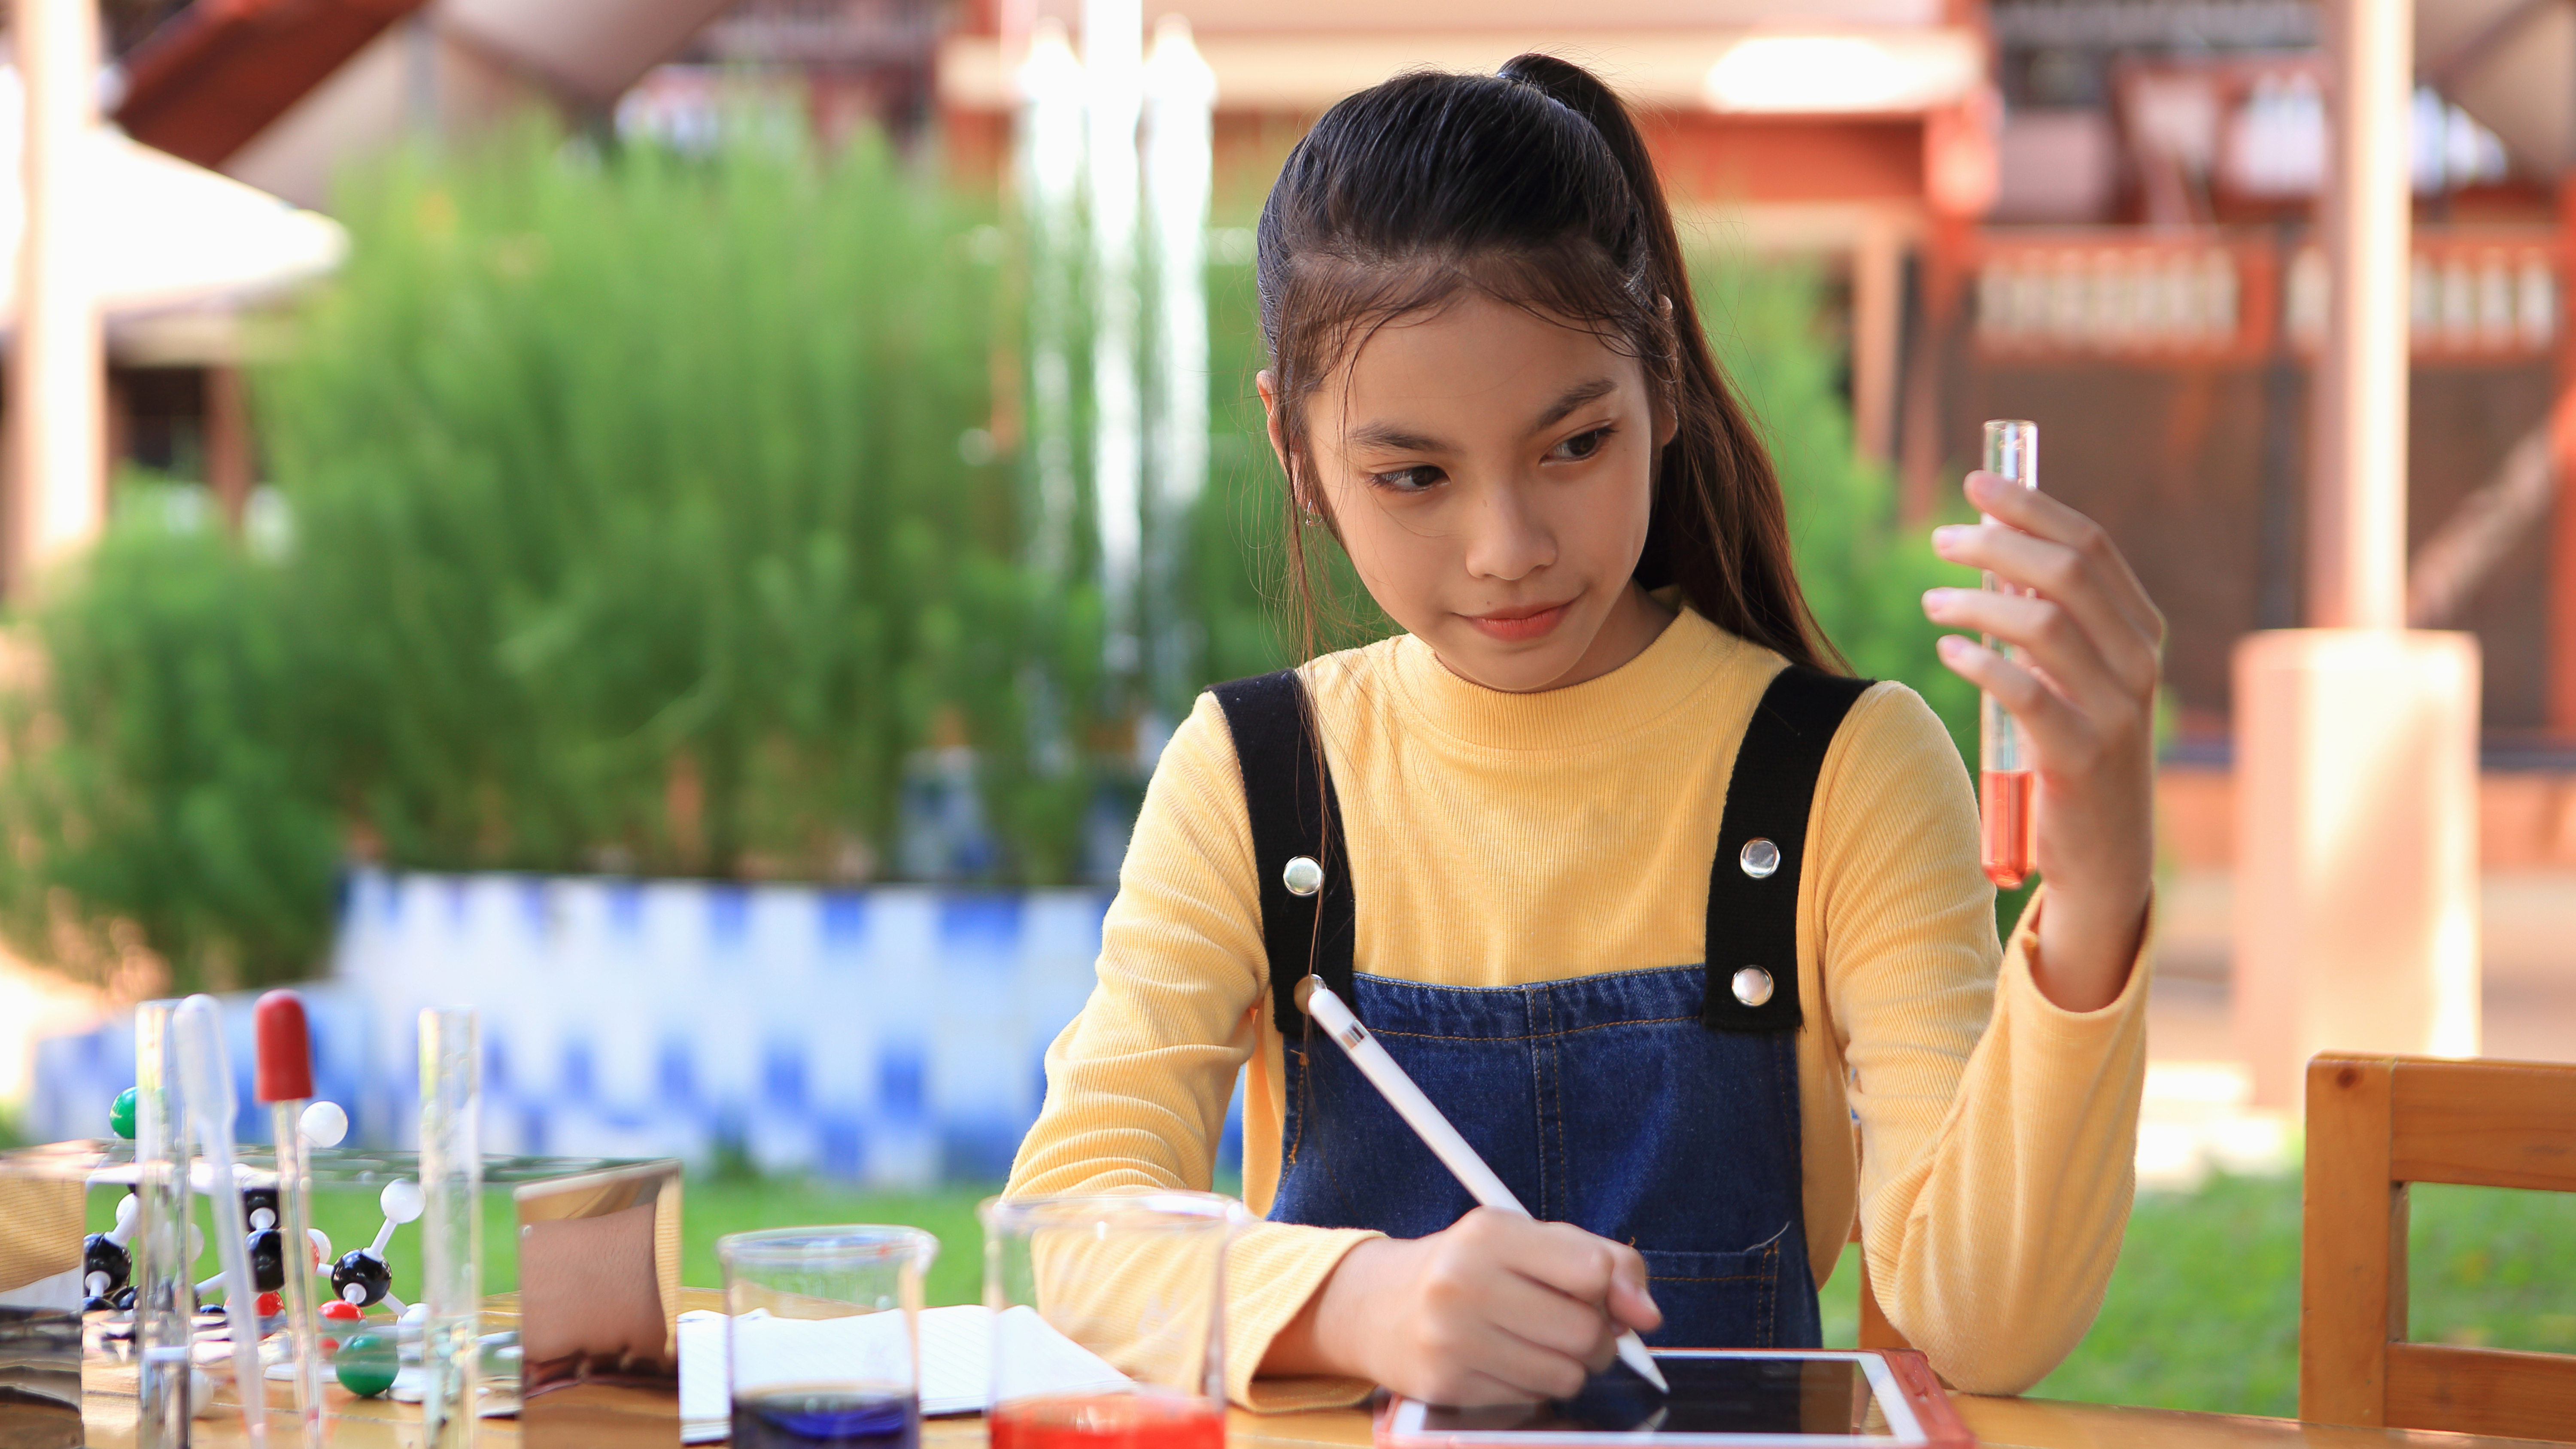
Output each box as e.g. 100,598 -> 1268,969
2301,1054 -> 2401,1428
1851,209 -> 1904,470
204,364 -> 255,530
2549,169 -> 2576,737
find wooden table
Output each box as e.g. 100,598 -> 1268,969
70,1390 -> 2575,1449
65,1291 -> 2570,1449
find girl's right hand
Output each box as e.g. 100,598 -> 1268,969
1262,1208 -> 1662,1404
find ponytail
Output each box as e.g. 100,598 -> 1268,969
1256,56 -> 1840,673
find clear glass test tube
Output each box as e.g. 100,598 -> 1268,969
419,1008 -> 483,1448
133,1000 -> 194,1449
269,1097 -> 325,1449
1979,420 -> 2041,890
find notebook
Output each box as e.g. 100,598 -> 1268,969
677,1304 -> 1131,1443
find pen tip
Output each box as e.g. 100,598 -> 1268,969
1618,1333 -> 1669,1393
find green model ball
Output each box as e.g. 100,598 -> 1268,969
108,1088 -> 137,1141
334,1332 -> 398,1398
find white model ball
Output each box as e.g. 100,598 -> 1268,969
190,1367 -> 222,1418
300,1100 -> 349,1148
380,1179 -> 425,1224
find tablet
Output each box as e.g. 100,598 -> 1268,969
1375,1349 -> 1972,1449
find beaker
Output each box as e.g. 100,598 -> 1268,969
718,1225 -> 937,1449
978,1192 -> 1245,1449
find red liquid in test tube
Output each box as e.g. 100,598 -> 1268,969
1979,419 -> 2040,889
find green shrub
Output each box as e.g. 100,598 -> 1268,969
0,483 -> 338,990
261,132 -> 1090,884
0,148 -> 1979,986
0,133 -> 1099,986
1695,263 -> 1978,755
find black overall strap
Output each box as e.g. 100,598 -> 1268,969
1701,665 -> 1875,1033
1211,671 -> 1356,1037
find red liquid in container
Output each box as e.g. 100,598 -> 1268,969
990,1395 -> 1227,1449
1980,768 -> 2036,889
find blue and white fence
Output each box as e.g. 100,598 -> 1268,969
29,869 -> 1246,1185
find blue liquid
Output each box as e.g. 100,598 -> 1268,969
732,1388 -> 920,1449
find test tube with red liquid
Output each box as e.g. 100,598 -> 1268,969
1979,420 -> 2040,889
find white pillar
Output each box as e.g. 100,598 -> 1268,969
1142,16 -> 1215,707
12,0 -> 107,594
1015,20 -> 1086,583
1083,0 -> 1144,682
2310,0 -> 2412,629
2233,0 -> 2480,1110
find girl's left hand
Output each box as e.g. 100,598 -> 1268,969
1923,470 -> 2165,1013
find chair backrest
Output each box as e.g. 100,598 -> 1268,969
2302,1053 -> 2576,1441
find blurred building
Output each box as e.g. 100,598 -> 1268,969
91,0 -> 2576,798
91,0 -> 946,502
1971,0 -> 2565,759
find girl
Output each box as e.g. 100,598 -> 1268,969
1006,55 -> 2160,1408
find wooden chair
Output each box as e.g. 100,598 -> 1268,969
2302,1052 -> 2576,1441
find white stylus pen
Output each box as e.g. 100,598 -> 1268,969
1294,975 -> 1671,1394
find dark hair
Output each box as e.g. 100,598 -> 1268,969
1254,54 -> 1839,672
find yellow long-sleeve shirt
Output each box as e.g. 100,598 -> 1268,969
1005,608 -> 2149,1405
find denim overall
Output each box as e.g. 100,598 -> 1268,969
1212,664 -> 1872,1350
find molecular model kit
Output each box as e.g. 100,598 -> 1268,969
3,993 -> 686,1448
79,1006 -> 442,1413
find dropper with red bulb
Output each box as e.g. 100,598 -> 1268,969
255,991 -> 328,1449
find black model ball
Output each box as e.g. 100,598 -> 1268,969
81,1193 -> 141,1311
331,1250 -> 392,1308
248,1228 -> 286,1293
243,1187 -> 280,1233
82,1232 -> 131,1302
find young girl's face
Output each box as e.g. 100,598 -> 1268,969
1263,292 -> 1676,693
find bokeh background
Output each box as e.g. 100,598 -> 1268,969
3,0 -> 2572,1418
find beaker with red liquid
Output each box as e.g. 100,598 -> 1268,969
981,1192 -> 1245,1449
1979,420 -> 2041,889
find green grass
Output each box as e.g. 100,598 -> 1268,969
678,1177 -> 996,1308
1779,1171 -> 2576,1418
92,1167 -> 2573,1418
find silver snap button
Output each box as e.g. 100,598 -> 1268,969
1282,856 -> 1324,897
1731,966 -> 1775,1008
1739,838 -> 1781,879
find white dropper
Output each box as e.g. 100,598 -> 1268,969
172,994 -> 269,1447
